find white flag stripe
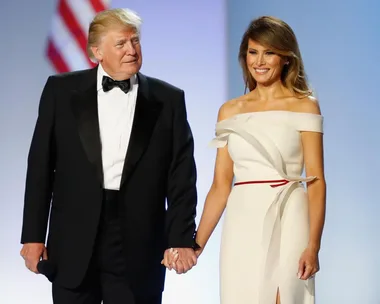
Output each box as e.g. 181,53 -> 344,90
102,0 -> 111,7
66,0 -> 97,38
47,0 -> 111,72
51,14 -> 90,71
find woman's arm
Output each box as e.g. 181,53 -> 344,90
303,130 -> 326,252
195,104 -> 235,254
296,98 -> 327,280
301,101 -> 326,252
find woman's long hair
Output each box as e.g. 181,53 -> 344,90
239,16 -> 312,96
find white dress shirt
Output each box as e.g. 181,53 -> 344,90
97,64 -> 138,190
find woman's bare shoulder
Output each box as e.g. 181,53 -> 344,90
290,95 -> 321,115
217,96 -> 249,121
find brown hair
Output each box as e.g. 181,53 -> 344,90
239,16 -> 312,96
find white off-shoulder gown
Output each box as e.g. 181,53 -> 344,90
209,111 -> 323,304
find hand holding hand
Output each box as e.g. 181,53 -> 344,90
162,248 -> 197,274
161,248 -> 179,270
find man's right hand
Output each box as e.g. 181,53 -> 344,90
20,243 -> 47,274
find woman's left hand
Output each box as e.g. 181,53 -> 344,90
297,246 -> 320,280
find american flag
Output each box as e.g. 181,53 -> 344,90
46,0 -> 111,73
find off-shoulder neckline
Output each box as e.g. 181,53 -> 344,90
218,110 -> 323,124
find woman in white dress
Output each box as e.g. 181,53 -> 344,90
193,16 -> 326,304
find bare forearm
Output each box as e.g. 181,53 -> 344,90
196,185 -> 230,249
307,179 -> 326,251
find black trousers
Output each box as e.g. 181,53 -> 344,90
52,190 -> 162,304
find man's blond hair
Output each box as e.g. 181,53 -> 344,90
87,8 -> 142,61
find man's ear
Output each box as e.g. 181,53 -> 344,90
91,46 -> 103,61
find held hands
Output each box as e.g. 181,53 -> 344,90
20,243 -> 47,274
297,246 -> 320,280
161,248 -> 197,274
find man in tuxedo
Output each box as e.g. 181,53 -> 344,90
20,8 -> 199,304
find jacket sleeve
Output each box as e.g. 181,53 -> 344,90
165,90 -> 199,249
21,76 -> 56,244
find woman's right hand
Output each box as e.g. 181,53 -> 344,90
161,248 -> 179,270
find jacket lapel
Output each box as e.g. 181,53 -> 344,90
120,73 -> 162,188
71,67 -> 104,186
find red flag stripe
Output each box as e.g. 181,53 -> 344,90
89,0 -> 106,13
46,38 -> 70,73
46,0 -> 110,73
58,0 -> 94,67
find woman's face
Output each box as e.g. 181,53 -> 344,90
246,39 -> 287,86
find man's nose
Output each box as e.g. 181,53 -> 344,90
124,41 -> 136,55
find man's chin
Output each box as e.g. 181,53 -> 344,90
122,65 -> 141,75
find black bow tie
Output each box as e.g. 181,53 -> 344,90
102,75 -> 131,94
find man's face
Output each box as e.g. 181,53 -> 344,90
92,26 -> 142,80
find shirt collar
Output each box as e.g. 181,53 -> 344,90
97,63 -> 138,92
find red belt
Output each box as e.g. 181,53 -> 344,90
234,179 -> 289,188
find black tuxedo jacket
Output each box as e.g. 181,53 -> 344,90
20,66 -> 198,295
